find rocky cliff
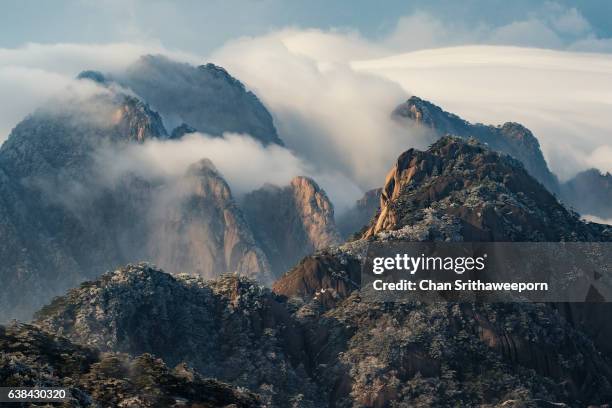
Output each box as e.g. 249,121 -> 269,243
150,159 -> 272,283
271,137 -> 612,407
116,55 -> 283,146
241,176 -> 340,278
336,188 -> 381,239
394,96 -> 559,193
364,136 -> 609,241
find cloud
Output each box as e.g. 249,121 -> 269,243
582,214 -> 612,226
384,2 -> 612,53
211,29 -> 434,192
351,45 -> 612,180
0,42 -> 199,142
95,132 -> 363,212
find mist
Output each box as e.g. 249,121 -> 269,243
95,132 -> 363,213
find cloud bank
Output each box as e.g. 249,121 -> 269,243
212,28 -> 612,182
95,132 -> 363,212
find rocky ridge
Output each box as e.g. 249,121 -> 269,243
116,55 -> 283,146
394,96 -> 558,193
34,263 -> 322,407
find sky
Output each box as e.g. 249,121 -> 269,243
2,0 -> 612,54
1,0 -> 611,209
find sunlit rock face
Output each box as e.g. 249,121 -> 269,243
242,176 -> 340,278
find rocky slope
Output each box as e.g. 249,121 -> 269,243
115,55 -> 283,146
271,137 -> 612,407
34,263 -> 322,407
0,92 -> 167,321
0,63 -> 280,321
394,96 -> 559,193
336,188 -> 381,239
241,176 -> 340,278
0,322 -> 260,407
150,159 -> 272,283
562,168 -> 612,220
364,136 -> 609,241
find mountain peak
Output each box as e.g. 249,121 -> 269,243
120,55 -> 283,146
364,136 -> 609,241
394,96 -> 558,192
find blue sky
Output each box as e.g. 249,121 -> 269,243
2,0 -> 612,54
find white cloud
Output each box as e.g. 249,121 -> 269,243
95,132 -> 363,212
582,214 -> 612,226
212,29 -> 433,191
352,45 -> 612,180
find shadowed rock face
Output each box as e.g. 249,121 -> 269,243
0,93 -> 168,321
562,168 -> 612,219
242,176 -> 340,278
0,322 -> 261,407
0,73 -> 275,321
117,55 -> 283,146
150,159 -> 272,284
34,263 -> 322,407
394,96 -> 559,193
336,188 -> 381,239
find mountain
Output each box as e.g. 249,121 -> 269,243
394,96 -> 559,193
365,136 -> 608,241
0,92 -> 169,321
115,55 -> 283,146
336,188 -> 381,239
241,176 -> 340,277
27,137 -> 612,407
34,263 -> 323,407
271,137 -> 612,406
0,322 -> 260,407
0,61 -> 281,321
561,168 -> 612,220
149,159 -> 272,283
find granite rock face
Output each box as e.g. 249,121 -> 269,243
336,188 -> 381,239
150,159 -> 272,283
242,176 -> 340,278
364,136 -> 609,241
117,55 -> 283,145
271,137 -> 612,407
